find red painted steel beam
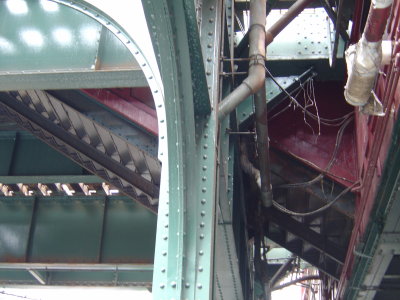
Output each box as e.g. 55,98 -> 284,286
338,0 -> 400,295
83,88 -> 158,136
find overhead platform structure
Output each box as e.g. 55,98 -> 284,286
0,0 -> 399,300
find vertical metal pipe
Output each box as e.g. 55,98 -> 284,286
218,0 -> 266,120
218,0 -> 314,120
254,85 -> 273,207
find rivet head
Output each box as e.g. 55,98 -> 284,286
163,236 -> 168,240
197,284 -> 203,289
198,266 -> 203,272
207,57 -> 212,62
203,155 -> 207,160
171,281 -> 177,288
200,222 -> 205,228
185,282 -> 190,288
200,234 -> 204,239
202,176 -> 207,181
201,199 -> 206,204
209,18 -> 214,23
162,251 -> 167,256
203,144 -> 208,149
201,211 -> 205,216
199,250 -> 204,255
160,284 -> 165,289
202,166 -> 207,171
202,187 -> 207,193
161,268 -> 166,273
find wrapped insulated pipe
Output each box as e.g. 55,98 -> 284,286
344,0 -> 393,112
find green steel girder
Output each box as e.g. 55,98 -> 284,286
0,131 -> 85,176
0,195 -> 156,286
0,195 -> 156,264
0,0 -> 147,90
142,0 -> 225,298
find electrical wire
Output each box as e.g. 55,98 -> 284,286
265,67 -> 354,126
275,116 -> 353,189
272,181 -> 359,217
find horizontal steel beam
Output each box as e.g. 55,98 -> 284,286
0,70 -> 148,91
0,175 -> 102,184
0,263 -> 153,271
264,207 -> 346,264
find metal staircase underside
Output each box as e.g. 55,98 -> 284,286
262,151 -> 355,280
0,90 -> 161,213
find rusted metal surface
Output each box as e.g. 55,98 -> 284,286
82,88 -> 158,136
338,0 -> 400,295
268,81 -> 357,187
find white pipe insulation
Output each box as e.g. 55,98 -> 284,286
344,0 -> 393,113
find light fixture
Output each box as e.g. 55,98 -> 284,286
0,37 -> 15,54
52,27 -> 72,46
40,0 -> 59,12
21,29 -> 44,48
6,0 -> 28,15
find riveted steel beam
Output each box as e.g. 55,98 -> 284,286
142,0 -> 222,298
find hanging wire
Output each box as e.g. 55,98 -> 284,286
265,66 -> 354,126
0,290 -> 40,300
275,116 -> 354,189
272,181 -> 359,217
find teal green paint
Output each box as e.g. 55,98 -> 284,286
30,197 -> 104,262
0,269 -> 153,286
143,0 -> 219,298
0,132 -> 84,176
0,196 -> 157,265
0,198 -> 34,262
344,116 -> 400,299
0,131 -> 16,174
0,1 -> 136,72
102,199 -> 157,263
0,0 -> 146,90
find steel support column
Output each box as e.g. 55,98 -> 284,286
142,0 -> 223,298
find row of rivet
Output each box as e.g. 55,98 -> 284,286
53,0 -> 168,163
